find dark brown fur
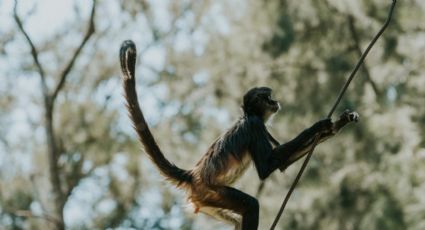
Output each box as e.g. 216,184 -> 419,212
119,40 -> 359,230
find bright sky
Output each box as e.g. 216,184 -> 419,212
0,0 -> 176,227
0,0 -> 235,228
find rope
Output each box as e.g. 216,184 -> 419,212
270,1 -> 397,229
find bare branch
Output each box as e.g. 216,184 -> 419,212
13,0 -> 49,97
29,174 -> 49,214
322,1 -> 382,97
64,157 -> 87,199
63,133 -> 98,199
139,1 -> 193,54
13,2 -> 96,229
11,209 -> 60,225
348,16 -> 382,97
51,0 -> 96,102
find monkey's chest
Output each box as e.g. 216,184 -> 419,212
217,152 -> 252,185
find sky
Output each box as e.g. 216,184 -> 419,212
0,0 -> 175,227
0,0 -> 236,228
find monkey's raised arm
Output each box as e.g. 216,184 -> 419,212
250,118 -> 330,180
249,111 -> 358,180
277,110 -> 359,171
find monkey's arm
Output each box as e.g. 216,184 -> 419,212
247,117 -> 287,180
249,117 -> 331,180
252,130 -> 318,180
277,110 -> 359,171
249,111 -> 358,180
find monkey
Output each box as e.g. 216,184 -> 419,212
119,40 -> 359,230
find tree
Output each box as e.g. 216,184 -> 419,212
1,0 -> 424,229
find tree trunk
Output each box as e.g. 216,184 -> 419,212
45,100 -> 65,230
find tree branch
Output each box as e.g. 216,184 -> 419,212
139,1 -> 192,54
13,0 -> 48,97
63,156 -> 95,199
11,209 -> 60,225
348,16 -> 382,97
14,2 -> 97,229
29,174 -> 49,215
322,2 -> 382,97
14,3 -> 64,226
51,0 -> 96,102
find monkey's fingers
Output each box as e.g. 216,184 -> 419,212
339,110 -> 360,123
350,112 -> 360,122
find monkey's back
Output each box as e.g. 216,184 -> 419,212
190,117 -> 254,186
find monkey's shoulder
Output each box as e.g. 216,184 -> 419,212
234,116 -> 267,132
222,116 -> 267,141
239,116 -> 269,137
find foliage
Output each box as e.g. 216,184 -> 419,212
0,0 -> 424,229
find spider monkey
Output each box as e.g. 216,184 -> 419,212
119,40 -> 359,230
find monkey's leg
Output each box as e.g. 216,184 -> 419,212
216,209 -> 242,230
201,207 -> 242,230
201,186 -> 259,230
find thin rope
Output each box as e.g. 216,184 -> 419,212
270,1 -> 397,229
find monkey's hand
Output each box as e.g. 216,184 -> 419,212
332,110 -> 359,133
339,110 -> 359,123
316,110 -> 360,135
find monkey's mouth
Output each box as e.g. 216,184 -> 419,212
270,101 -> 280,112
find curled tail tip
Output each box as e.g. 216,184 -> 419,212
120,40 -> 136,54
119,40 -> 137,81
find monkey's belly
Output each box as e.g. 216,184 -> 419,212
217,153 -> 252,185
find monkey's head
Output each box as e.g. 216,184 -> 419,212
242,87 -> 280,121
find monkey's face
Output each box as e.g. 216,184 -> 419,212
242,87 -> 280,120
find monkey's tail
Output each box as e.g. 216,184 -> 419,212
119,40 -> 192,186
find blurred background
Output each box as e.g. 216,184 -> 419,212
0,0 -> 424,229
